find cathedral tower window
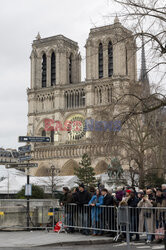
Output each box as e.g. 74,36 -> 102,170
71,91 -> 74,107
82,90 -> 85,106
41,98 -> 44,110
42,53 -> 47,88
99,88 -> 102,103
51,52 -> 56,86
98,43 -> 103,79
108,41 -> 113,77
107,86 -> 112,103
42,130 -> 46,137
50,130 -> 54,143
76,91 -> 79,107
69,54 -> 72,84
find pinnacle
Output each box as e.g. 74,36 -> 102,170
114,14 -> 120,24
36,32 -> 41,40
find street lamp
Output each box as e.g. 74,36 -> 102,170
50,165 -> 60,198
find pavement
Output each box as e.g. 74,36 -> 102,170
0,231 -> 113,248
0,231 -> 164,249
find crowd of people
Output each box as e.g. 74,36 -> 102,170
60,183 -> 166,244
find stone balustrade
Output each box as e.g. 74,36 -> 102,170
32,142 -> 111,160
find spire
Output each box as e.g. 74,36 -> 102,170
36,32 -> 41,40
139,35 -> 150,96
139,36 -> 149,82
114,14 -> 120,24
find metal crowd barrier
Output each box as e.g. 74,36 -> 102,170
64,204 -> 166,241
64,204 -> 117,233
119,206 -> 166,236
0,199 -> 166,244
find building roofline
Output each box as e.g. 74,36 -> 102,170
89,23 -> 132,35
33,34 -> 78,47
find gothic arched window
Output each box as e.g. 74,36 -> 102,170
69,54 -> 72,84
42,130 -> 46,137
42,53 -> 47,88
50,130 -> 54,143
71,91 -> 74,107
99,88 -> 102,103
98,43 -> 103,79
107,86 -> 112,103
51,52 -> 56,86
108,41 -> 113,77
76,91 -> 79,107
82,90 -> 85,106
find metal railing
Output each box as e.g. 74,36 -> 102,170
63,203 -> 166,249
64,204 -> 165,236
64,204 -> 117,233
0,200 -> 165,247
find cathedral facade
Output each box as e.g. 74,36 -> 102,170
27,17 -> 138,176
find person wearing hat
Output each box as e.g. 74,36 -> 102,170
126,189 -> 131,194
126,189 -> 131,196
119,189 -> 131,205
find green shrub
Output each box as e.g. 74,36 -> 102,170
17,184 -> 44,199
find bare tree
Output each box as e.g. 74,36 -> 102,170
42,166 -> 60,197
118,110 -> 166,187
88,1 -> 166,187
107,0 -> 166,120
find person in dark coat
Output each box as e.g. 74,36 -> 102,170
116,187 -> 125,204
60,187 -> 73,233
155,188 -> 164,235
69,187 -> 79,230
127,190 -> 139,241
72,187 -> 79,203
137,190 -> 144,202
76,184 -> 91,205
101,188 -> 116,235
60,187 -> 73,206
102,188 -> 115,206
76,183 -> 91,235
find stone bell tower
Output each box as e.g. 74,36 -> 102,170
85,17 -> 137,82
30,33 -> 81,89
27,33 -> 82,138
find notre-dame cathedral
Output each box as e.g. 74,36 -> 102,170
27,17 -> 143,177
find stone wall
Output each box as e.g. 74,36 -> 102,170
0,199 -> 60,230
